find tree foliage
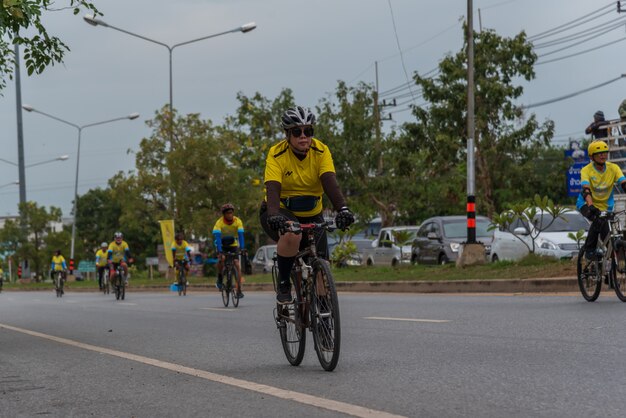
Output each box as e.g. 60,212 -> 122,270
0,0 -> 99,91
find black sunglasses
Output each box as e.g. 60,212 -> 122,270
290,127 -> 314,137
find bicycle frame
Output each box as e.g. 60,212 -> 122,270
594,210 -> 626,280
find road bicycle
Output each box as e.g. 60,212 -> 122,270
52,270 -> 66,298
174,260 -> 188,296
577,210 -> 626,302
273,221 -> 341,372
220,250 -> 241,308
111,263 -> 127,301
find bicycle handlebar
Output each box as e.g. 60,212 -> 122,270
281,221 -> 336,234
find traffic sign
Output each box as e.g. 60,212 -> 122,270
78,260 -> 95,273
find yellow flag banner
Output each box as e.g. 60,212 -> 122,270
159,220 -> 175,267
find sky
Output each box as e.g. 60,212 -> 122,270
1,0 -> 625,217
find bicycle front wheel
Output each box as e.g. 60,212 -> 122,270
177,268 -> 184,296
278,279 -> 306,366
577,250 -> 602,302
221,269 -> 231,307
612,246 -> 626,302
310,259 -> 341,371
231,267 -> 240,308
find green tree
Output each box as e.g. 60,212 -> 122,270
405,27 -> 556,217
0,201 -> 64,280
0,0 -> 99,91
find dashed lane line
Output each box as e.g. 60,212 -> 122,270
0,322 -> 405,418
365,317 -> 450,323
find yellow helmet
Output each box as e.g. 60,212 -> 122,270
588,141 -> 609,157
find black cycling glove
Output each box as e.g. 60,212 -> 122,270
584,204 -> 601,222
267,214 -> 287,232
335,206 -> 355,230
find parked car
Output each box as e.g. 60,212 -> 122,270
490,209 -> 589,262
411,216 -> 493,265
251,244 -> 277,274
363,226 -> 420,266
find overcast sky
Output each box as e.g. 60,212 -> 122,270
1,0 -> 624,217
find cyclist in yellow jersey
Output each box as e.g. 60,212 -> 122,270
260,106 -> 354,303
50,249 -> 67,289
212,203 -> 246,298
107,231 -> 132,285
95,242 -> 109,290
577,141 -> 626,260
171,232 -> 192,279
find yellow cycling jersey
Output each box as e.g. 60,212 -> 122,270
578,161 -> 626,211
212,216 -> 244,248
95,249 -> 108,267
108,240 -> 130,263
51,255 -> 66,271
263,137 -> 336,217
171,240 -> 192,261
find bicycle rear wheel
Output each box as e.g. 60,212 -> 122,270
221,269 -> 231,307
310,259 -> 341,371
577,250 -> 602,302
612,247 -> 626,302
278,280 -> 306,366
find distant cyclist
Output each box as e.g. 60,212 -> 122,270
171,232 -> 192,282
95,242 -> 108,290
578,141 -> 626,260
50,249 -> 67,291
260,106 -> 354,303
107,232 -> 132,285
212,203 -> 246,298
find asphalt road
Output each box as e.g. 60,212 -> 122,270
1,289 -> 626,417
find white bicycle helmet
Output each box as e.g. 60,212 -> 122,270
101,242 -> 108,247
281,106 -> 316,130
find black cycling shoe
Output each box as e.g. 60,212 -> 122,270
237,292 -> 244,299
276,288 -> 293,304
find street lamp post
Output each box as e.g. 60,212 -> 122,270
0,181 -> 20,190
22,105 -> 139,271
83,15 -> 256,141
0,155 -> 69,169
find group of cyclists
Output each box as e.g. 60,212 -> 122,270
50,232 -> 132,294
37,106 -> 355,303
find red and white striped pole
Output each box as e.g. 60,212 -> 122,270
466,0 -> 477,244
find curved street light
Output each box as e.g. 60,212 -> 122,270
83,15 -> 256,141
0,181 -> 19,190
22,104 -> 139,267
0,154 -> 70,169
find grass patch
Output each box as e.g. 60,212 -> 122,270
1,254 -> 577,290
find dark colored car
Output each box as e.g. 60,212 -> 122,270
411,215 -> 493,265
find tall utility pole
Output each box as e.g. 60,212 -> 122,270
374,61 -> 382,174
14,44 -> 26,205
466,0 -> 477,245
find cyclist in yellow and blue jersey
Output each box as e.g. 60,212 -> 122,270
577,141 -> 626,260
50,249 -> 67,284
171,232 -> 192,276
95,242 -> 109,290
261,106 -> 354,303
212,203 -> 245,297
107,231 -> 132,285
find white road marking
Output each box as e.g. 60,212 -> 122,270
65,300 -> 77,303
200,307 -> 235,311
116,302 -> 137,306
0,323 -> 405,418
365,316 -> 450,323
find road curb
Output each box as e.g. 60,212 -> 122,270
0,277 -> 579,293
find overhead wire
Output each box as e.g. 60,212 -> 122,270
537,21 -> 626,58
386,0 -> 419,105
523,75 -> 625,109
536,36 -> 626,65
533,17 -> 626,49
528,2 -> 614,40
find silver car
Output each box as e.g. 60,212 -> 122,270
251,245 -> 277,274
412,216 -> 493,264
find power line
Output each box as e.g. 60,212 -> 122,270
386,0 -> 418,105
534,17 -> 626,49
529,2 -> 614,41
537,21 -> 626,58
523,75 -> 625,109
536,36 -> 626,65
